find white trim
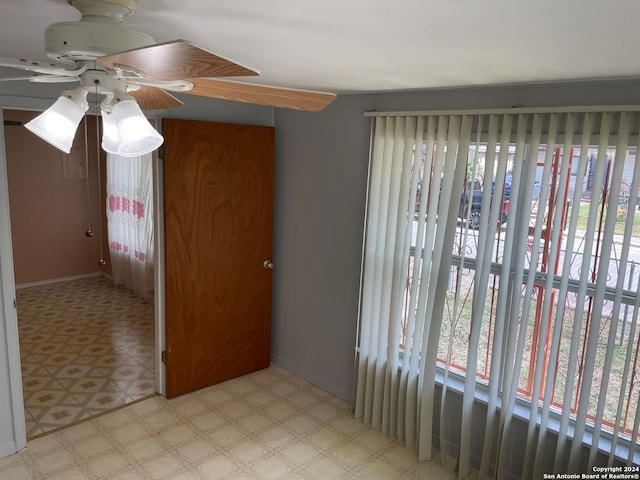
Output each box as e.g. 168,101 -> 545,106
0,440 -> 18,459
0,108 -> 26,457
364,105 -> 640,118
153,128 -> 166,397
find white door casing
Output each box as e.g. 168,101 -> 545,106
0,107 -> 27,458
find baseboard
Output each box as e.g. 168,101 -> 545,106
15,272 -> 103,289
270,354 -> 351,402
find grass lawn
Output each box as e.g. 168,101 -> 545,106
568,201 -> 640,236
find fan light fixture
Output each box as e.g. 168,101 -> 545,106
25,88 -> 89,154
26,86 -> 163,157
12,0 -> 335,156
100,91 -> 163,157
100,101 -> 119,154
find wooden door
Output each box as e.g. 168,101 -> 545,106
162,118 -> 274,398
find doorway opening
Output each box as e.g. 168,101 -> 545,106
3,109 -> 157,438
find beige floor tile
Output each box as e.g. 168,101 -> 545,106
197,456 -> 236,478
2,368 -> 456,479
8,298 -> 454,480
49,467 -> 90,480
141,454 -> 184,479
88,452 -> 129,477
17,275 -> 155,438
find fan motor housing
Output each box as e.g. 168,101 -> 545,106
45,20 -> 155,65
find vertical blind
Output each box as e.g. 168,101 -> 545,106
356,110 -> 640,478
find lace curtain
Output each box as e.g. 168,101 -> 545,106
105,152 -> 154,297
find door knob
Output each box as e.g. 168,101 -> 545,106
263,260 -> 273,269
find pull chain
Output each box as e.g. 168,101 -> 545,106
97,116 -> 106,267
83,118 -> 93,238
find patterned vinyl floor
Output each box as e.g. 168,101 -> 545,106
1,365 -> 453,479
17,275 -> 156,438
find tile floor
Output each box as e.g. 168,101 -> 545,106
1,365 -> 453,479
17,275 -> 156,438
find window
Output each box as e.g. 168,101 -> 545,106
409,138 -> 640,436
356,111 -> 640,476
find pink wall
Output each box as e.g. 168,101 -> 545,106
4,109 -> 108,285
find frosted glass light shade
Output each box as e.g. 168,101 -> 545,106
111,99 -> 163,157
25,95 -> 88,154
100,109 -> 119,154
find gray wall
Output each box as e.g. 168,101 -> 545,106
270,78 -> 640,403
271,95 -> 371,400
270,80 -> 640,474
3,77 -> 640,468
8,77 -> 640,407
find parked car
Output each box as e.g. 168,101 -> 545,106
415,177 -> 509,230
492,173 -> 512,201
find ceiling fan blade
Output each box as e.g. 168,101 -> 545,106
98,40 -> 258,80
128,86 -> 184,110
30,75 -> 81,83
0,57 -> 85,77
0,75 -> 79,83
184,78 -> 336,112
0,76 -> 39,82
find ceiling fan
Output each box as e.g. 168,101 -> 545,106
0,0 -> 337,155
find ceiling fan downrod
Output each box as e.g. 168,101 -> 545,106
68,0 -> 137,22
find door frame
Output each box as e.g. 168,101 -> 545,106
153,123 -> 166,396
0,104 -> 165,457
0,106 -> 26,457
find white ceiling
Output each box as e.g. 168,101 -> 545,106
0,0 -> 639,97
